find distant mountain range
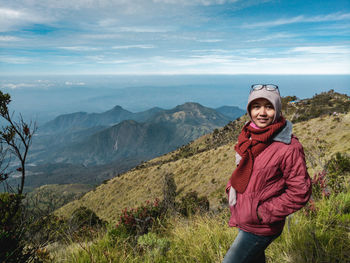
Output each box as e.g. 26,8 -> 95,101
30,102 -> 244,166
39,105 -> 164,134
19,103 -> 244,190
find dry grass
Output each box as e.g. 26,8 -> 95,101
57,112 -> 350,223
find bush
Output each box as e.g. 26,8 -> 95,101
268,192 -> 350,262
326,152 -> 350,194
0,193 -> 31,263
137,232 -> 170,257
68,206 -> 105,240
27,214 -> 68,245
70,206 -> 103,228
115,198 -> 165,237
177,191 -> 209,217
311,170 -> 330,201
162,173 -> 177,214
0,193 -> 23,228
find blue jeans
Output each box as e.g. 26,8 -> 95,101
222,229 -> 280,263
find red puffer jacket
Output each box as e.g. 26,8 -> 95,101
226,127 -> 312,236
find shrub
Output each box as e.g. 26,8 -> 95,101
326,152 -> 350,194
0,193 -> 23,228
268,192 -> 350,262
70,206 -> 104,229
137,232 -> 170,256
26,214 -> 68,245
177,191 -> 209,217
0,193 -> 31,263
68,206 -> 105,240
162,173 -> 177,214
311,170 -> 330,201
116,198 -> 165,237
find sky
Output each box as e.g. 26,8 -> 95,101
0,0 -> 350,75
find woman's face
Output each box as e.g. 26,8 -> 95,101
250,98 -> 275,128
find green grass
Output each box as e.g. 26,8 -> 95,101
49,190 -> 350,263
267,192 -> 350,262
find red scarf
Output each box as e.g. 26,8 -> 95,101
230,117 -> 286,193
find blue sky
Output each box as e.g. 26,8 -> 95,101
1,0 -> 350,75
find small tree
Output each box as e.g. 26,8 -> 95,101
162,172 -> 177,213
0,91 -> 36,194
0,91 -> 37,262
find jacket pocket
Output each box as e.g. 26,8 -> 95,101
237,193 -> 260,225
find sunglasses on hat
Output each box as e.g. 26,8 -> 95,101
250,84 -> 279,94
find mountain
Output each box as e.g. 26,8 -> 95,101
39,106 -> 134,134
132,107 -> 164,122
215,106 -> 245,120
31,102 -> 232,166
39,105 -> 166,134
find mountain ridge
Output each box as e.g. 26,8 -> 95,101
30,102 -> 242,166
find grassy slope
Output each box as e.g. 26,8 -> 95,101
56,112 -> 350,222
26,183 -> 94,199
25,183 -> 94,212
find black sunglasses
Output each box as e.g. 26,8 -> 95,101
250,84 -> 279,94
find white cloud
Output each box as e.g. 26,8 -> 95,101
242,12 -> 350,28
0,7 -> 53,32
245,33 -> 297,42
290,46 -> 350,54
65,81 -> 85,86
1,83 -> 36,89
80,33 -> 123,39
0,56 -> 32,64
98,18 -> 119,27
0,35 -> 21,41
191,49 -> 231,53
197,39 -> 223,43
112,44 -> 156,49
117,26 -> 171,33
152,0 -> 238,6
59,46 -> 102,51
10,0 -> 238,8
0,8 -> 22,19
97,59 -> 130,64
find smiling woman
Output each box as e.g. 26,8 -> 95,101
223,84 -> 312,263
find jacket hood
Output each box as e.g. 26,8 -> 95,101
273,120 -> 292,144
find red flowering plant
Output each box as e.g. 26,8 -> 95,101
115,198 -> 165,237
312,170 -> 331,201
304,170 -> 330,217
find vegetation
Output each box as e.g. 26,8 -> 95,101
0,91 -> 39,262
24,184 -> 94,216
50,189 -> 350,262
2,90 -> 349,262
48,91 -> 350,263
47,143 -> 350,262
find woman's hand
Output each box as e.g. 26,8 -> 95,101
229,186 -> 237,206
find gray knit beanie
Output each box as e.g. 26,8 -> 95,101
247,87 -> 282,122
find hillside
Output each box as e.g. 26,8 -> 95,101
25,184 -> 94,214
56,109 -> 350,222
21,160 -> 134,192
215,105 -> 245,120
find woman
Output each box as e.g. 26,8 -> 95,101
223,84 -> 312,263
